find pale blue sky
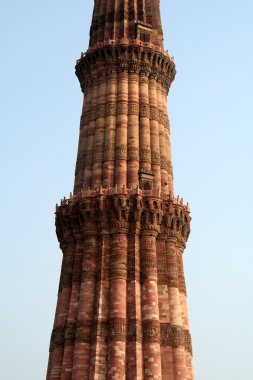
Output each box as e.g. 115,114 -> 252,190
0,1 -> 253,379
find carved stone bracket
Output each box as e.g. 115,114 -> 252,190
55,189 -> 191,256
76,44 -> 176,94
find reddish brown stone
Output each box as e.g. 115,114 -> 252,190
47,1 -> 194,379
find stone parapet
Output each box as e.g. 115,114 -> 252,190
76,43 -> 176,94
56,187 -> 190,245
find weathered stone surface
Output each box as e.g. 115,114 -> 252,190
47,2 -> 194,380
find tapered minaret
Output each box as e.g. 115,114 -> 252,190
47,1 -> 194,379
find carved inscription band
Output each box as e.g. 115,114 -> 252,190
50,321 -> 192,355
81,105 -> 169,126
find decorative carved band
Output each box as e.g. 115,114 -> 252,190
117,102 -> 128,114
103,145 -> 115,161
167,267 -> 178,280
106,103 -> 117,116
139,104 -> 150,118
50,321 -> 192,355
109,318 -> 127,342
160,324 -> 192,354
168,161 -> 173,176
160,324 -> 183,347
151,152 -> 161,165
115,145 -> 127,160
150,107 -> 159,121
127,319 -> 142,343
142,320 -> 160,343
82,103 -> 167,125
93,320 -> 108,339
158,110 -> 164,124
164,116 -> 170,130
128,102 -> 139,115
160,156 -> 170,171
141,259 -> 157,279
184,330 -> 193,355
75,320 -> 92,344
93,145 -> 104,163
127,148 -> 139,161
139,149 -> 151,163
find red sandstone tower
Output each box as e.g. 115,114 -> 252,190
47,1 -> 194,379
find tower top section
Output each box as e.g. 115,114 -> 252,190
89,0 -> 164,50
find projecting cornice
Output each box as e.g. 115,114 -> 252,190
76,41 -> 176,93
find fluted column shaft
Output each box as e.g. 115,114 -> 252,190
139,72 -> 151,173
166,237 -> 187,380
115,71 -> 128,186
49,235 -> 75,380
84,79 -> 99,188
156,234 -> 174,380
103,72 -> 117,188
89,228 -> 111,379
137,0 -> 145,22
127,71 -> 140,187
177,244 -> 194,380
156,81 -> 169,194
92,75 -> 107,187
162,87 -> 173,194
149,75 -> 161,189
104,0 -> 114,41
74,94 -> 90,194
47,252 -> 67,380
72,231 -> 98,380
127,225 -> 143,379
141,230 -> 162,380
107,229 -> 128,380
60,234 -> 83,380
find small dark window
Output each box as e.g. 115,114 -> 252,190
140,33 -> 150,43
143,181 -> 152,190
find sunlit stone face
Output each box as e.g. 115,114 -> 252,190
47,2 -> 194,379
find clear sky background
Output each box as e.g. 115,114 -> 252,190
0,1 -> 252,379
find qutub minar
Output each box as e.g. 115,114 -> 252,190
47,1 -> 194,379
